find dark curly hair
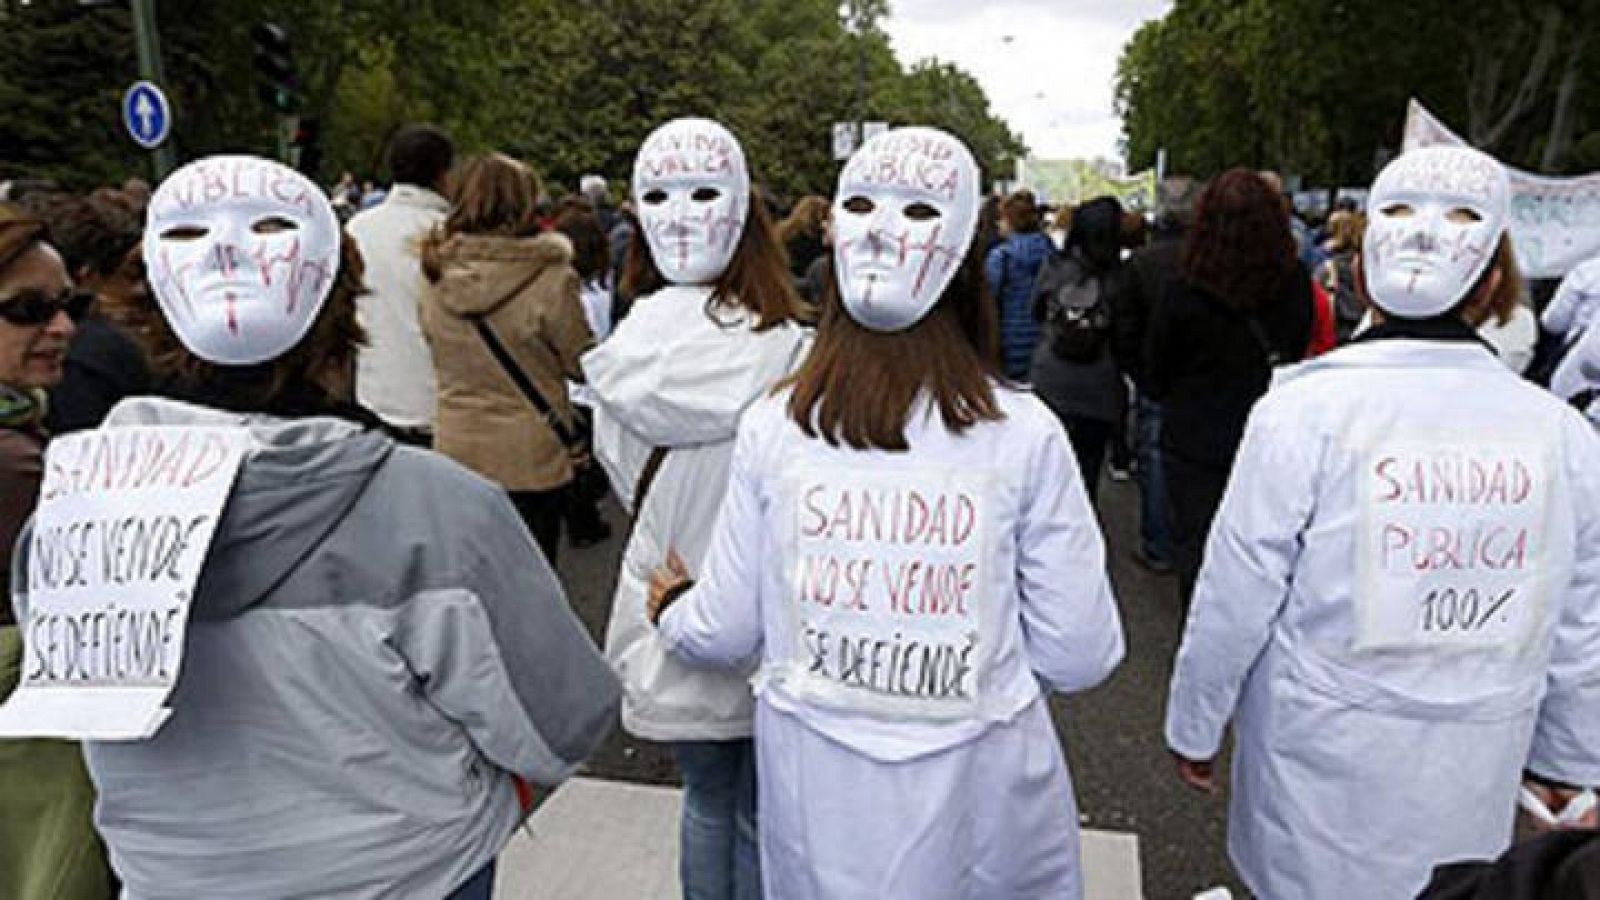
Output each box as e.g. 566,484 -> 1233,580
1180,169 -> 1297,313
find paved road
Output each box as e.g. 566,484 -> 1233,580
556,471 -> 1244,900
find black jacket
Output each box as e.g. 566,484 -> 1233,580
1145,263 -> 1313,468
1110,235 -> 1182,390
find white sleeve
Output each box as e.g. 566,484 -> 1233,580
657,415 -> 767,669
1527,420 -> 1600,785
1164,401 -> 1316,760
1016,420 -> 1125,693
1543,272 -> 1583,336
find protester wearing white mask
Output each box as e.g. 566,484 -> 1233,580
582,118 -> 808,900
1165,146 -> 1600,900
646,127 -> 1124,900
51,155 -> 620,900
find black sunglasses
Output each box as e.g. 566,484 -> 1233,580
0,289 -> 93,326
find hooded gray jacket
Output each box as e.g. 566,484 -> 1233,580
14,398 -> 619,899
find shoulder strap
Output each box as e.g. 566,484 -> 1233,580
633,447 -> 670,514
471,316 -> 581,449
1244,316 -> 1282,367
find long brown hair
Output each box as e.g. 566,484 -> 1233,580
422,153 -> 541,281
786,238 -> 1003,451
1180,168 -> 1298,313
622,190 -> 802,331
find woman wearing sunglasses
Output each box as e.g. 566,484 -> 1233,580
0,203 -> 112,900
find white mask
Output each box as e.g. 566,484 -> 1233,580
833,127 -> 979,332
145,155 -> 341,366
1364,147 -> 1510,319
632,118 -> 750,285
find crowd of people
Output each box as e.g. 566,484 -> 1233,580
0,113 -> 1595,900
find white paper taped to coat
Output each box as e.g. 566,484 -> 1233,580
1356,435 -> 1553,654
0,426 -> 251,740
782,465 -> 994,721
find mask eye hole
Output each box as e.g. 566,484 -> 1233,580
1445,207 -> 1482,224
691,187 -> 721,203
160,225 -> 209,241
251,216 -> 299,235
1380,203 -> 1415,219
842,196 -> 876,215
642,189 -> 668,206
903,202 -> 942,222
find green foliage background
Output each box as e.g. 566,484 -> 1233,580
0,0 -> 1025,201
1115,0 -> 1600,186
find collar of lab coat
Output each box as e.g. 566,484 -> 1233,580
1272,338 -> 1505,391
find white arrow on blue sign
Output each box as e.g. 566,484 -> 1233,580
122,81 -> 171,150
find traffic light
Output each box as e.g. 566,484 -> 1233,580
291,116 -> 322,177
251,23 -> 299,113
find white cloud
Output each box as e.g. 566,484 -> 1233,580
882,0 -> 1172,163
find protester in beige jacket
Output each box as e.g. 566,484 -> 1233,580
421,154 -> 594,562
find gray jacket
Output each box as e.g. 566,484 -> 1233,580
15,398 -> 619,899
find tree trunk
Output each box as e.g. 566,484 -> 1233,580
1541,29 -> 1587,171
1467,4 -> 1562,150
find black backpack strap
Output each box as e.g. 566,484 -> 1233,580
471,315 -> 581,450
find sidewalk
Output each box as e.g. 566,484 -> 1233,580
496,777 -> 1143,899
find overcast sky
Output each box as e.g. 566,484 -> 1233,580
881,0 -> 1173,163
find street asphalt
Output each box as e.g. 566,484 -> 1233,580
555,470 -> 1245,900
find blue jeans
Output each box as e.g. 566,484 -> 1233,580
673,739 -> 760,900
1135,396 -> 1173,565
446,860 -> 495,900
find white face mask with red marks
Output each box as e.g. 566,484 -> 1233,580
832,127 -> 979,332
1364,146 -> 1510,319
632,118 -> 750,286
145,155 -> 340,365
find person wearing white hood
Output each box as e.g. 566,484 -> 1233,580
15,155 -> 621,899
1165,145 -> 1600,899
581,118 -> 808,900
644,127 -> 1124,900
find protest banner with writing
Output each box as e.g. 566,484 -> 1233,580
0,426 -> 251,741
1355,437 -> 1553,654
1403,99 -> 1600,279
783,467 -> 993,721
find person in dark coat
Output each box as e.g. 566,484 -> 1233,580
1029,196 -> 1126,503
1145,169 -> 1313,603
986,190 -> 1055,380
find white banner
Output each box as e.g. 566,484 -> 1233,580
0,426 -> 251,741
1402,99 -> 1600,279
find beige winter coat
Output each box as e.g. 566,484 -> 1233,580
421,232 -> 593,492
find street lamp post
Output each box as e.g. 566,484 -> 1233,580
130,0 -> 174,179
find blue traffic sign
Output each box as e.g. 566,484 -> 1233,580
122,81 -> 171,150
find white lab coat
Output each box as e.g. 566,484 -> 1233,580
567,278 -> 613,410
1552,306 -> 1600,407
583,284 -> 807,742
660,388 -> 1125,899
1165,338 -> 1600,900
346,184 -> 448,431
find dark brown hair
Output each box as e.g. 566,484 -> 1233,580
777,195 -> 829,244
622,190 -> 802,332
1000,190 -> 1041,233
554,202 -> 611,285
134,233 -> 368,407
0,204 -> 48,276
1180,168 -> 1298,313
422,153 -> 540,281
786,236 -> 1003,451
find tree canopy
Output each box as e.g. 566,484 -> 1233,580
1115,0 -> 1600,185
0,0 -> 1025,201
